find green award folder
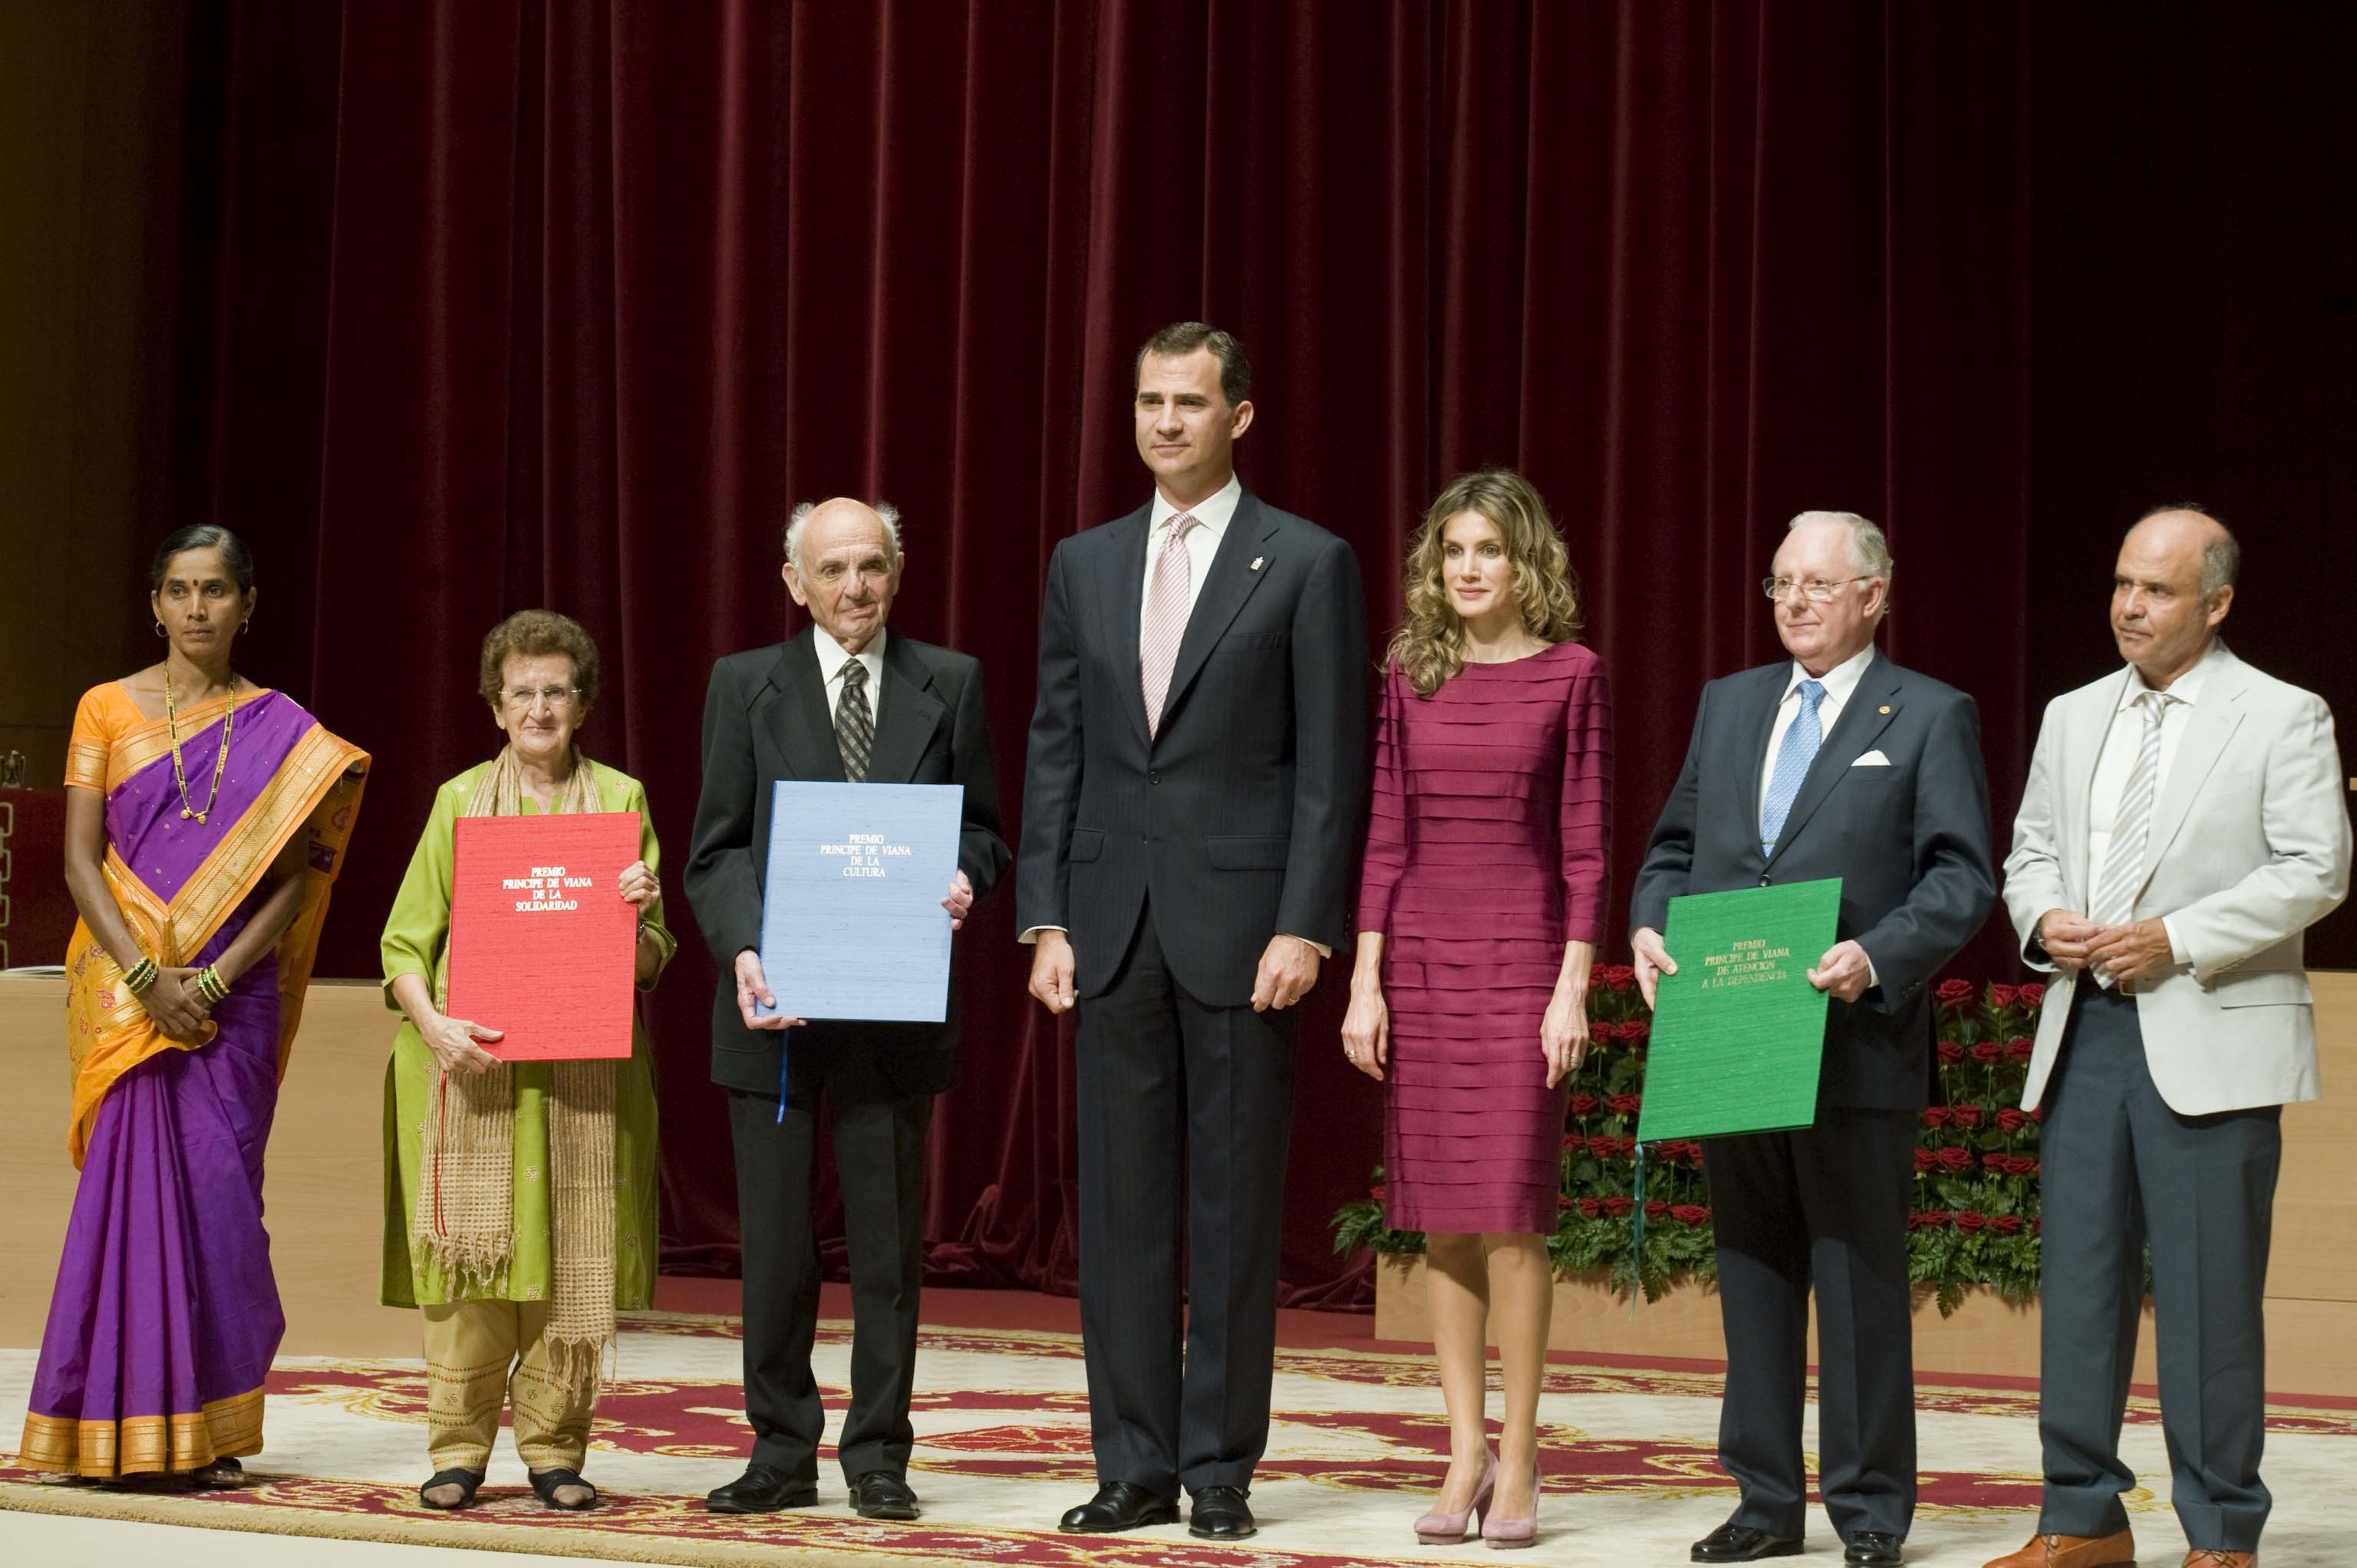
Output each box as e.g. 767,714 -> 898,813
1634,878 -> 1844,1144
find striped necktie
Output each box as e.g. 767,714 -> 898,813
836,658 -> 875,782
2089,690 -> 2167,989
1760,679 -> 1826,856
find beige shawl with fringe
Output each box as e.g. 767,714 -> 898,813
411,746 -> 619,1385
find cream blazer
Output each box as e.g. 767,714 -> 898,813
2003,643 -> 2350,1114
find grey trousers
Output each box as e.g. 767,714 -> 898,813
2036,980 -> 2283,1552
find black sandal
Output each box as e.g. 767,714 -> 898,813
190,1456 -> 246,1490
529,1467 -> 598,1510
418,1467 -> 486,1510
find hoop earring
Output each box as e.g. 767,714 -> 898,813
154,621 -> 166,638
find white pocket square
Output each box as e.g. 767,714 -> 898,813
1851,749 -> 1892,767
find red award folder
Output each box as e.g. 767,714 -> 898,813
445,812 -> 641,1062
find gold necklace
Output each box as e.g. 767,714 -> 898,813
163,670 -> 239,823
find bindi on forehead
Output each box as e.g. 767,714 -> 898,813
159,551 -> 237,591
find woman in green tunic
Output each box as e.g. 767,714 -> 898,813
380,611 -> 674,1512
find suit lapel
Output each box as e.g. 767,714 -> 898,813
865,635 -> 948,783
1765,655 -> 1902,868
2133,647 -> 2249,896
1099,505 -> 1154,750
1156,492 -> 1280,736
1744,666 -> 1788,840
760,631 -> 847,782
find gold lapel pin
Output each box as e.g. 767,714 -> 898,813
1250,556 -> 1264,572
1879,705 -> 1891,715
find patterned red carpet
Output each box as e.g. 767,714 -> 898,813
5,1310 -> 2355,1566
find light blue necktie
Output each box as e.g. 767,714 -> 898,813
1760,679 -> 1826,856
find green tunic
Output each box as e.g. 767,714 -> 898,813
378,759 -> 676,1309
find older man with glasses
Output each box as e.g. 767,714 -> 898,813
1631,512 -> 1996,1567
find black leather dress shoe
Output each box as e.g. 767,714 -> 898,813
1060,1481 -> 1180,1532
705,1462 -> 819,1514
1844,1531 -> 1904,1566
1188,1485 -> 1258,1540
1693,1520 -> 1805,1562
849,1470 -> 921,1521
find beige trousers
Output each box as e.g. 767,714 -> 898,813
420,1300 -> 597,1474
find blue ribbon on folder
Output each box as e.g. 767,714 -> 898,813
1629,1143 -> 1650,1318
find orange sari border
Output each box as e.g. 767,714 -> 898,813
168,726 -> 367,960
97,688 -> 254,786
64,722 -> 369,1165
65,738 -> 109,792
16,1385 -> 264,1477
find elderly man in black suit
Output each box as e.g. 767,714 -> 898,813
685,497 -> 1009,1523
1017,322 -> 1369,1540
1632,512 -> 1996,1568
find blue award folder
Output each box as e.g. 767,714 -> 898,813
757,781 -> 964,1023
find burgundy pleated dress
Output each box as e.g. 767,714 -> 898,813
1358,641 -> 1613,1235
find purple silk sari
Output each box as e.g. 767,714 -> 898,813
22,688 -> 366,1476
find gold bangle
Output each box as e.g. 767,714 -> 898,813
196,967 -> 230,1005
124,957 -> 161,993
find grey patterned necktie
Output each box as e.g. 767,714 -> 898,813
2089,690 -> 2167,988
836,658 -> 874,782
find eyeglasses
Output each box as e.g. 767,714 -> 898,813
1762,575 -> 1873,604
503,686 -> 582,710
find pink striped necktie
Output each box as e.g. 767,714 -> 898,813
1140,512 -> 1202,738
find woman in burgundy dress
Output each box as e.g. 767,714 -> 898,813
1343,469 -> 1611,1550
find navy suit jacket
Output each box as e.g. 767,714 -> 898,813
1016,489 -> 1370,1004
684,628 -> 1010,1102
1631,651 -> 1996,1109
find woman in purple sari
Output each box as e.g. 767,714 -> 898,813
19,526 -> 368,1484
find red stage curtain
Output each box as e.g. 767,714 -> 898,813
116,2 -> 2355,1306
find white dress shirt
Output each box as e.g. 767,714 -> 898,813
1759,643 -> 1879,983
813,627 -> 886,726
1142,473 -> 1243,641
1757,644 -> 1878,813
2085,641 -> 2220,962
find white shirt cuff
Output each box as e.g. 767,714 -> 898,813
2162,915 -> 2187,966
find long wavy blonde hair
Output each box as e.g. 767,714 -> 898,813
1386,469 -> 1584,695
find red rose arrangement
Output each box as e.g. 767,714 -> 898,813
1334,969 -> 2049,1313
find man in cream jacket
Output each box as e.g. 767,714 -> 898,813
1990,506 -> 2350,1568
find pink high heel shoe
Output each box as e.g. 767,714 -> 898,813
1412,1451 -> 1497,1545
1480,1457 -> 1540,1549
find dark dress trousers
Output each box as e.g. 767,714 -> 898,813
1016,489 -> 1369,1497
1631,651 -> 1995,1544
684,628 -> 1009,1486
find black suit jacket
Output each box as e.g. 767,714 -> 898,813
684,628 -> 1010,1102
1631,651 -> 1996,1109
1016,489 -> 1370,1004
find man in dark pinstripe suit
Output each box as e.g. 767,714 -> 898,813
1017,322 -> 1370,1539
